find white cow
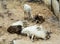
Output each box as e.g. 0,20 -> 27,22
43,0 -> 59,19
23,4 -> 32,20
21,25 -> 50,41
52,0 -> 59,17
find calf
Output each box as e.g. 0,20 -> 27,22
23,4 -> 32,20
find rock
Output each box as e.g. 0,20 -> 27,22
10,19 -> 14,20
0,13 -> 4,18
0,26 -> 2,28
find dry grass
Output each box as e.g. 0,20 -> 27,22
0,0 -> 60,44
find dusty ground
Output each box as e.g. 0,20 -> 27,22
0,0 -> 60,44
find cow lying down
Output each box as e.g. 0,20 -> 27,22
7,20 -> 28,34
21,25 -> 51,41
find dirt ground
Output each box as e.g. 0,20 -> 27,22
0,0 -> 60,44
